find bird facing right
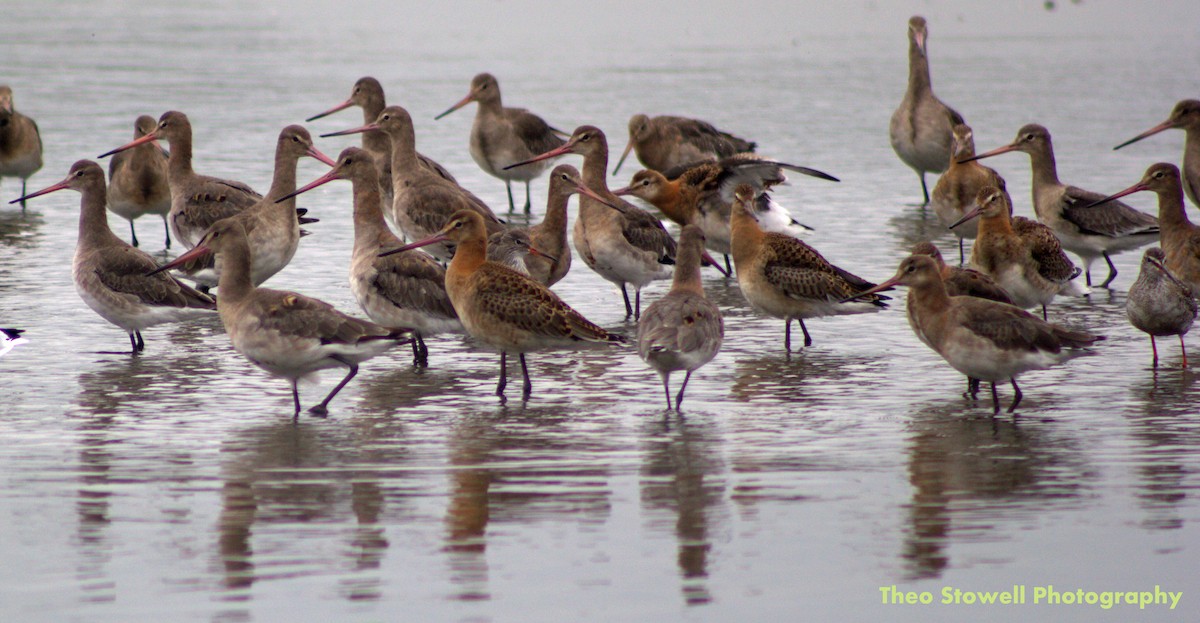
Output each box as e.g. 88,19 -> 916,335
1126,247 -> 1196,368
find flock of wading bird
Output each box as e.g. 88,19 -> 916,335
2,15 -> 1199,417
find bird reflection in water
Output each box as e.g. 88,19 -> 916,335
443,405 -> 615,602
639,415 -> 728,605
900,401 -> 1092,579
1128,369 -> 1200,530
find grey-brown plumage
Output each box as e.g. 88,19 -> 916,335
889,16 -> 965,206
911,242 -> 1012,304
435,72 -> 566,213
11,160 -> 214,353
1127,247 -> 1196,368
325,105 -> 505,262
281,147 -> 461,367
157,218 -> 411,417
1114,99 -> 1200,209
638,225 -> 724,410
613,113 -> 756,176
99,111 -> 263,249
106,115 -> 171,249
931,123 -> 1005,262
0,85 -> 43,209
306,76 -> 457,211
855,255 -> 1101,414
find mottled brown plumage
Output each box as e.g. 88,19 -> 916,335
12,160 -> 214,353
612,113 -> 755,176
382,209 -> 620,400
729,184 -> 886,350
966,123 -> 1159,288
435,72 -> 566,213
1127,247 -> 1196,368
931,124 -> 1005,262
952,186 -> 1084,318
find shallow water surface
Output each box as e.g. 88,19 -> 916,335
2,2 -> 1200,621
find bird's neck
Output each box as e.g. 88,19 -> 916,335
215,238 -> 256,303
1157,185 -> 1192,229
906,43 -> 932,96
167,134 -> 195,179
351,172 -> 391,248
77,179 -> 122,248
388,127 -> 420,174
671,243 -> 706,296
265,151 -> 300,204
446,233 -> 488,283
729,208 -> 765,267
537,191 -> 571,253
1027,145 -> 1060,188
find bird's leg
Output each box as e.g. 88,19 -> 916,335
1180,335 -> 1188,369
1007,379 -> 1023,413
20,179 -> 28,211
1099,252 -> 1118,289
1041,305 -> 1048,321
958,239 -> 965,265
130,221 -> 140,248
135,331 -> 145,352
964,377 -> 980,399
1085,269 -> 1092,287
990,382 -> 1000,415
496,351 -> 508,397
309,356 -> 357,416
524,180 -> 532,214
519,353 -> 532,399
128,332 -> 139,354
723,254 -> 732,275
919,173 -> 930,208
784,318 -> 792,352
163,216 -> 171,250
676,370 -> 694,411
412,334 -> 429,367
661,373 -> 673,410
1150,336 -> 1159,367
635,288 -> 642,320
799,319 -> 813,347
291,380 -> 302,420
505,181 -> 516,214
621,284 -> 633,318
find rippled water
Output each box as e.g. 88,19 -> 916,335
3,2 -> 1200,621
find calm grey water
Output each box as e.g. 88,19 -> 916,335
2,2 -> 1199,621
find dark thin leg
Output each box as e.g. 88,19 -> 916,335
919,173 -> 930,207
1150,335 -> 1158,367
1180,335 -> 1188,369
524,180 -> 532,214
635,288 -> 642,320
309,356 -> 357,416
723,254 -> 732,275
496,351 -> 508,398
799,319 -> 813,347
661,374 -> 673,410
784,318 -> 792,352
1041,305 -> 1047,321
1007,379 -> 1023,413
964,377 -> 980,399
135,331 -> 145,352
505,181 -> 516,214
20,179 -> 28,211
128,332 -> 139,354
1099,252 -> 1118,288
990,382 -> 1000,415
291,380 -> 302,420
621,284 -> 633,318
1085,268 -> 1092,287
412,334 -> 429,367
958,238 -> 965,265
519,353 -> 532,399
130,220 -> 140,247
163,217 -> 172,250
676,370 -> 694,411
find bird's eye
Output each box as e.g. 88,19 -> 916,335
381,114 -> 390,121
75,170 -> 85,177
453,221 -> 463,229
